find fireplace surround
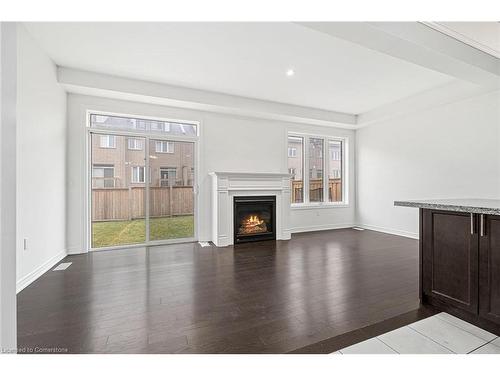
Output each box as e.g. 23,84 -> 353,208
210,172 -> 291,247
233,196 -> 276,244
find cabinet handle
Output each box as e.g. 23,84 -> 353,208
480,214 -> 485,237
470,213 -> 474,234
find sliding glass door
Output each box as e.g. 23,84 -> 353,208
148,139 -> 195,242
91,134 -> 146,248
89,113 -> 198,250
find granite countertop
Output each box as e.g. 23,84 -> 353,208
394,199 -> 500,215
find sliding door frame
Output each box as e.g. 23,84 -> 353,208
86,111 -> 200,252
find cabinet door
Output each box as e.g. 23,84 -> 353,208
479,215 -> 500,324
422,209 -> 478,313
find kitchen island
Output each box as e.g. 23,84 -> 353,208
395,199 -> 500,335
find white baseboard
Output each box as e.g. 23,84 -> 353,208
66,246 -> 85,255
289,223 -> 355,234
357,224 -> 419,239
16,250 -> 67,293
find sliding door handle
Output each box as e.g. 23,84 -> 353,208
480,214 -> 485,237
470,213 -> 474,234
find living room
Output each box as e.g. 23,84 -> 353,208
1,2 -> 500,369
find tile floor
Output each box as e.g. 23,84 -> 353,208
334,312 -> 500,354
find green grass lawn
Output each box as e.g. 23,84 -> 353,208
92,215 -> 194,248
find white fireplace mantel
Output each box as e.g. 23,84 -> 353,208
210,172 -> 292,247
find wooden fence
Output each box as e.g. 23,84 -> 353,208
92,186 -> 194,221
291,178 -> 342,203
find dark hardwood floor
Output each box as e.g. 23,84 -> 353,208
17,228 -> 420,353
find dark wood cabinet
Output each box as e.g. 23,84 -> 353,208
479,215 -> 500,324
421,209 -> 500,332
421,209 -> 478,313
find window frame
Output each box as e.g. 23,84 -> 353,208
87,110 -> 200,252
127,137 -> 144,150
287,132 -> 348,208
92,164 -> 115,188
287,135 -> 305,204
90,112 -> 198,137
131,166 -> 152,184
159,167 -> 177,186
99,134 -> 116,149
131,166 -> 145,183
155,140 -> 174,153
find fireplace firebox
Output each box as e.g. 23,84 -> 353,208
233,196 -> 276,244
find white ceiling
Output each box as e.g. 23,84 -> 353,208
24,22 -> 457,114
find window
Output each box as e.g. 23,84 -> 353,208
288,134 -> 346,205
150,121 -> 170,133
328,140 -> 343,202
151,121 -> 197,135
287,136 -> 304,203
159,167 -> 177,187
309,138 -> 324,203
155,141 -> 174,153
131,166 -> 151,183
90,114 -> 197,136
99,135 -> 116,148
127,138 -> 144,150
93,165 -> 115,188
331,170 -> 341,178
131,166 -> 145,183
330,149 -> 341,161
309,169 -> 323,179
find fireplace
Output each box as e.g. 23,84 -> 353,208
210,172 -> 291,247
233,196 -> 276,244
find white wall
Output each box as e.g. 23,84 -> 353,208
356,91 -> 500,238
1,22 -> 18,352
66,94 -> 355,253
16,25 -> 67,291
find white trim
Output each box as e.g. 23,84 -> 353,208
422,22 -> 500,59
288,131 -> 349,206
289,223 -> 354,234
357,224 -> 419,240
144,139 -> 150,242
210,172 -> 291,178
66,246 -> 84,255
1,22 -> 18,350
16,250 -> 67,293
83,237 -> 198,253
291,202 -> 350,210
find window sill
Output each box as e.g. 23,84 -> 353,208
291,202 -> 350,210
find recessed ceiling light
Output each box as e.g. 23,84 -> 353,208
286,69 -> 295,77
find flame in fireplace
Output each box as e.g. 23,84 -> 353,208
247,215 -> 263,225
239,214 -> 268,235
